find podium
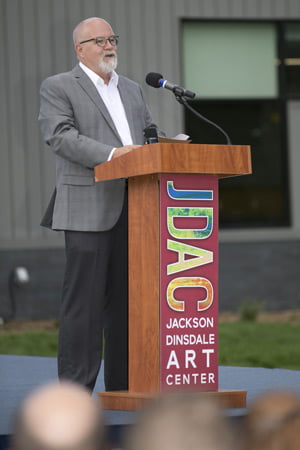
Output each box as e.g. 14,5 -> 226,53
94,143 -> 251,411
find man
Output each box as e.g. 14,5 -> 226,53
39,17 -> 155,391
124,393 -> 237,450
11,381 -> 106,450
242,390 -> 300,450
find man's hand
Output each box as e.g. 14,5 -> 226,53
111,145 -> 141,159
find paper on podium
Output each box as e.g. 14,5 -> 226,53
158,133 -> 192,144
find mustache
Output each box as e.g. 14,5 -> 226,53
102,50 -> 117,57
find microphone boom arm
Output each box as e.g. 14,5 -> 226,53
175,94 -> 232,146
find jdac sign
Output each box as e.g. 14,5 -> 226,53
160,174 -> 218,392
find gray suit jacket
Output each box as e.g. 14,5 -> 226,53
39,64 -> 153,231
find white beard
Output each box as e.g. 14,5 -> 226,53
98,51 -> 118,74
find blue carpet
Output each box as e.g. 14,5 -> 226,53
1,355 -> 299,446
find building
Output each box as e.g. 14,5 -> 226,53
1,0 -> 300,320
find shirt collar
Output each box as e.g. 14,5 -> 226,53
79,62 -> 119,87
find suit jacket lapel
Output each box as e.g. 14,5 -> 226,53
71,65 -> 121,140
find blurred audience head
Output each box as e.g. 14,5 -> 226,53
124,392 -> 237,450
242,389 -> 300,450
11,381 -> 106,450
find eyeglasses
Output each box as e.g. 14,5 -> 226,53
79,35 -> 119,47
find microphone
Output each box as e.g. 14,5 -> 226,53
144,123 -> 159,144
145,72 -> 231,145
146,72 -> 196,99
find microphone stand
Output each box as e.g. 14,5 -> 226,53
174,94 -> 232,146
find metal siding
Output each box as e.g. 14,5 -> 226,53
37,0 -> 59,243
52,1 -> 70,74
227,0 -> 245,17
0,1 -> 12,239
183,0 -> 202,16
143,0 -> 183,135
65,0 -> 84,32
134,0 -> 168,128
22,0 -> 43,238
216,0 -> 234,17
258,0 -> 275,16
1,0 -> 300,248
123,0 -> 145,84
272,0 -> 291,17
241,0 -> 260,17
6,0 -> 28,239
200,0 -> 218,17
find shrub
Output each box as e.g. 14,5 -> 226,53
239,300 -> 263,322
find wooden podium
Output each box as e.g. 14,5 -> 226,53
94,143 -> 252,411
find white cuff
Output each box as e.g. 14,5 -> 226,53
107,148 -> 116,161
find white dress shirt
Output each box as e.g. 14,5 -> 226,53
79,62 -> 133,159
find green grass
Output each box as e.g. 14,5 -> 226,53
219,321 -> 300,370
0,330 -> 58,357
0,321 -> 299,370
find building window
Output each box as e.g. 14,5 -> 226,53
281,23 -> 300,98
182,21 -> 298,228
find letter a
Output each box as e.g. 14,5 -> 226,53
166,350 -> 180,369
167,239 -> 213,275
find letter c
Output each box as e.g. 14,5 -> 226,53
166,277 -> 214,312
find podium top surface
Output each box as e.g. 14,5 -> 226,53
94,143 -> 252,182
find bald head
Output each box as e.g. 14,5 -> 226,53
125,394 -> 236,450
73,17 -> 113,46
12,381 -> 105,450
243,390 -> 300,450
